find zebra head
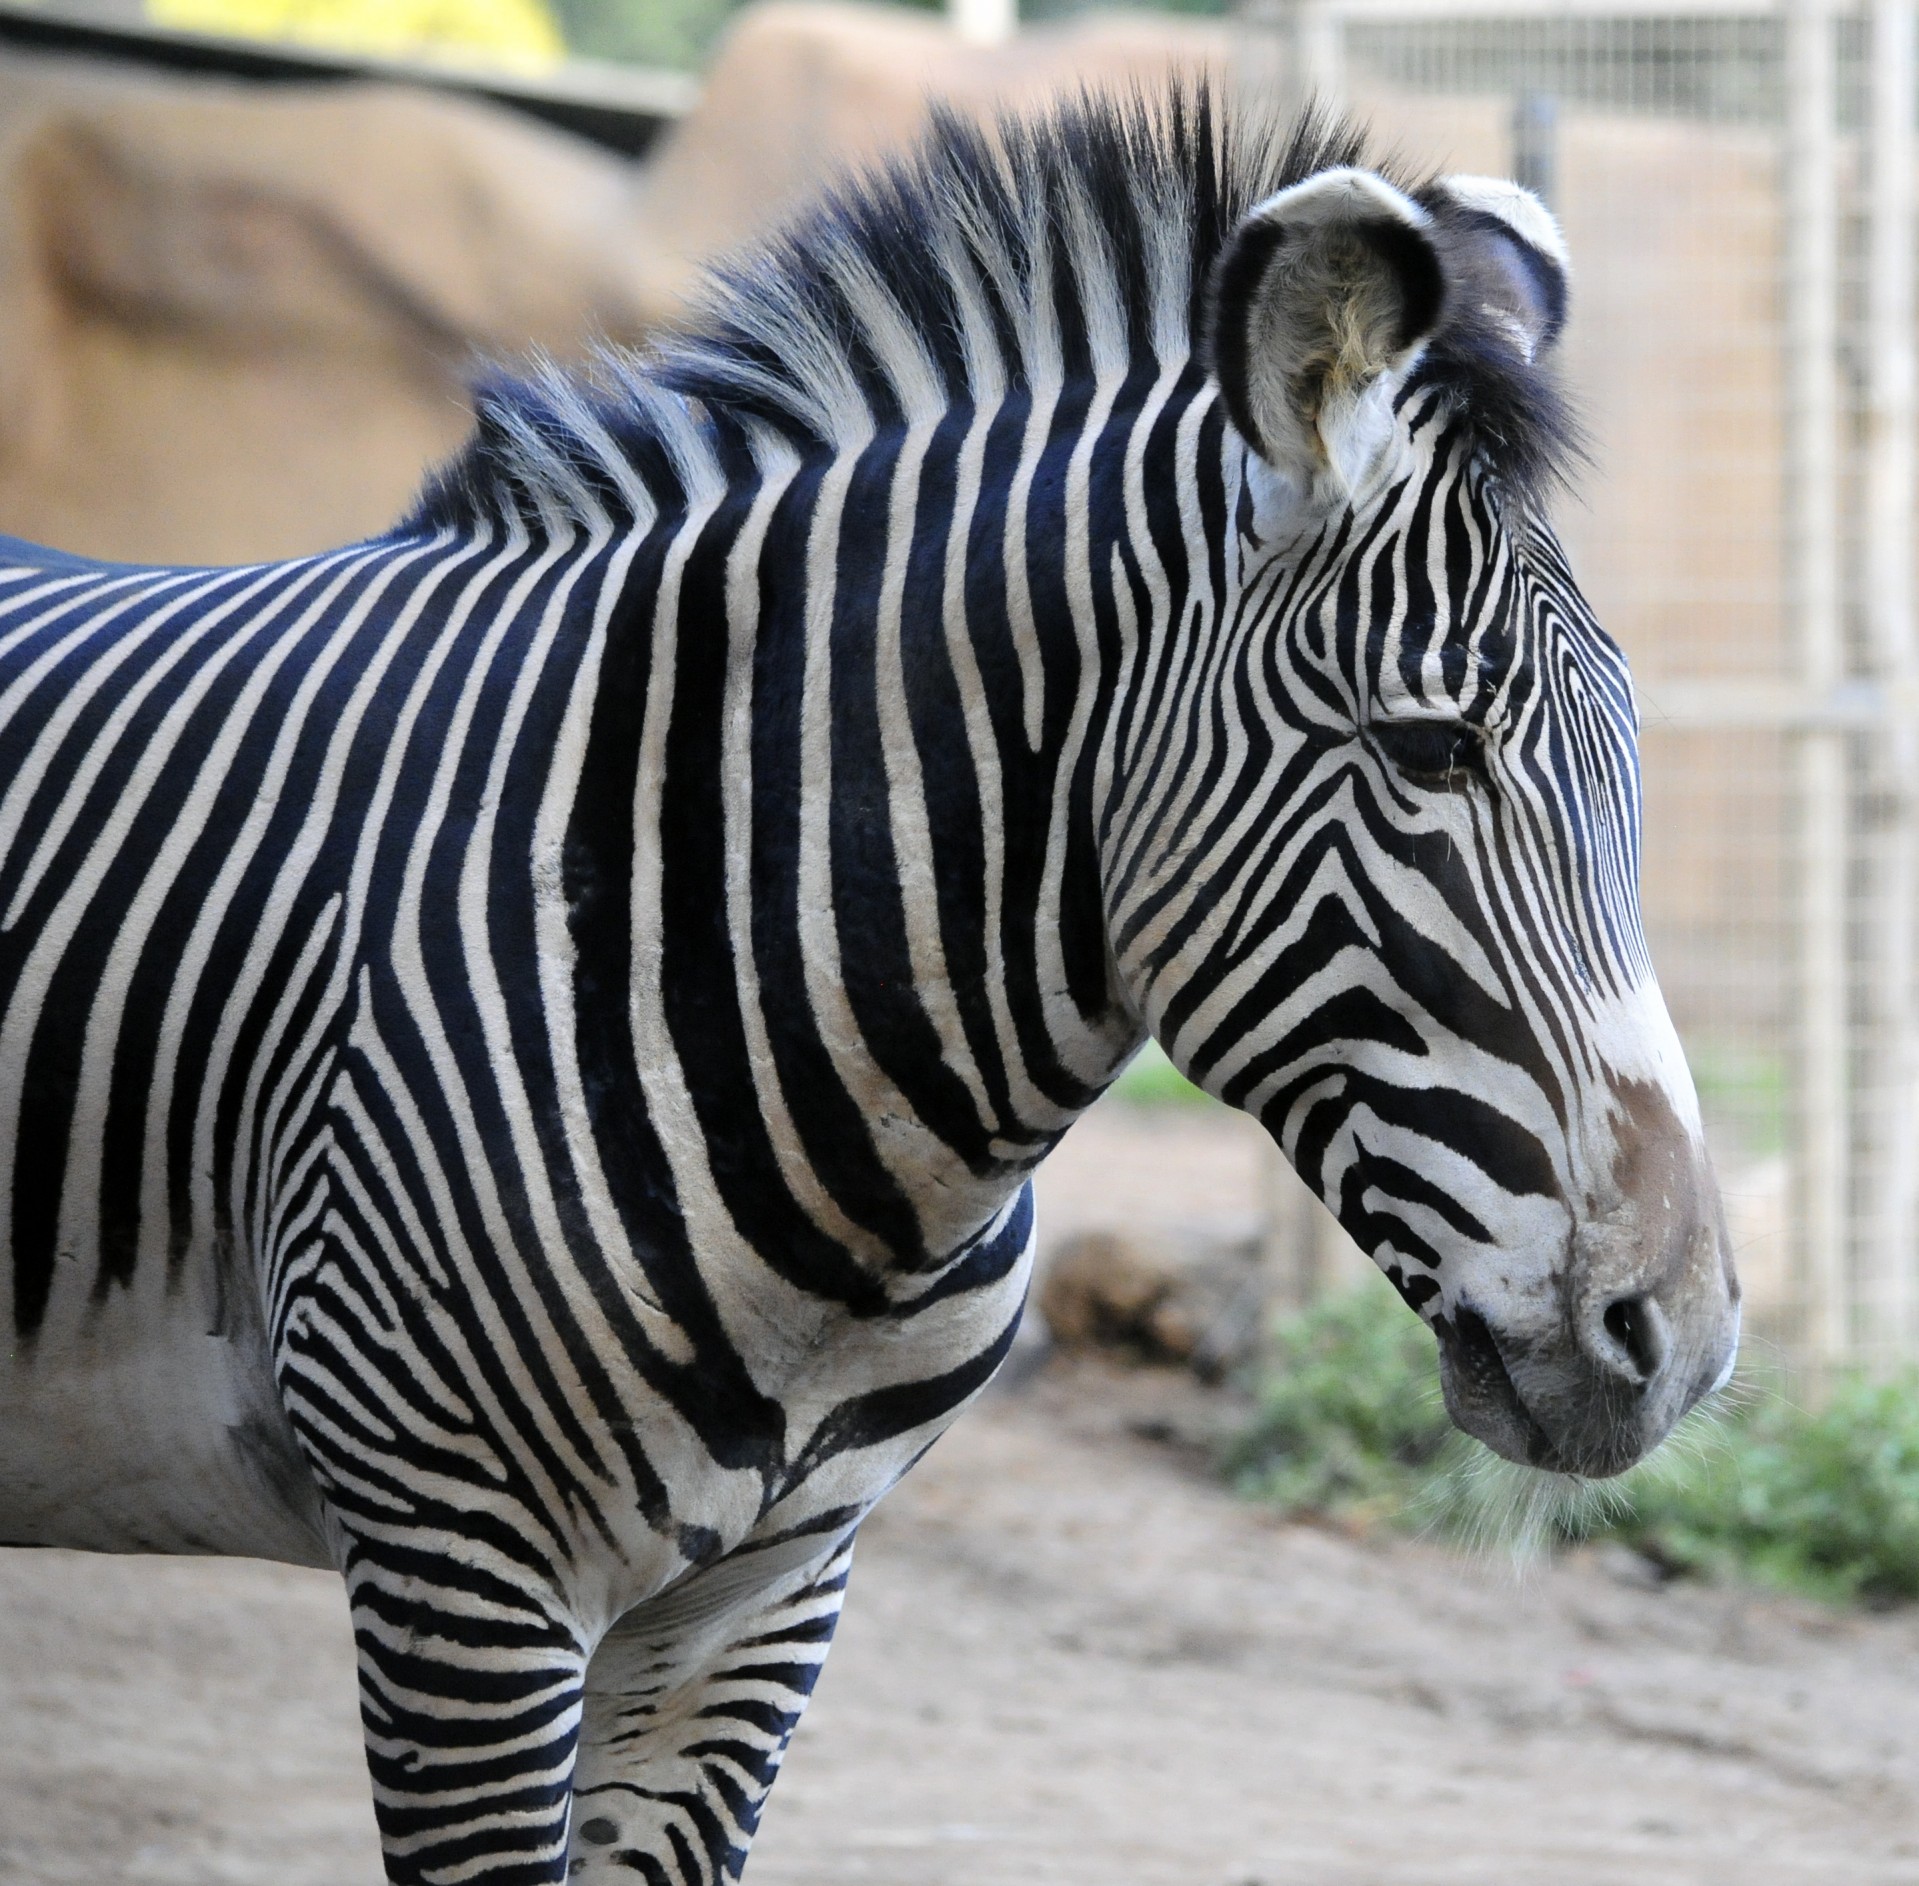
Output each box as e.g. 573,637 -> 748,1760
1112,160 -> 1738,1478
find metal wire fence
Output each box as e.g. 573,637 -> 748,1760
1238,0 -> 1919,1376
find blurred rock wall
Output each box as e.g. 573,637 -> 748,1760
628,2 -> 1227,323
0,53 -> 669,562
0,4 -> 1226,565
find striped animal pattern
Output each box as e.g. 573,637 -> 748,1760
0,96 -> 1736,1882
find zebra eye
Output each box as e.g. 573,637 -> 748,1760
1369,717 -> 1486,787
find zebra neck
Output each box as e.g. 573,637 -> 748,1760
567,416 -> 1152,1277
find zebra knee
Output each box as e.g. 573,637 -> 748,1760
566,1538 -> 856,1883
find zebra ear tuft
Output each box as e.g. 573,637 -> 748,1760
1434,175 -> 1570,360
1206,168 -> 1444,494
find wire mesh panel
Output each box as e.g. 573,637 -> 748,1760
1238,0 -> 1918,1375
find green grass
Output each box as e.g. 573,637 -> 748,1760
1223,1285 -> 1454,1521
1228,1280 -> 1919,1605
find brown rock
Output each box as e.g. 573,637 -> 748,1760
0,52 -> 657,563
1038,1229 -> 1276,1379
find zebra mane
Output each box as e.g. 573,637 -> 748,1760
406,87 -> 1579,534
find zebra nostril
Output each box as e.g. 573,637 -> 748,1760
1599,1294 -> 1667,1384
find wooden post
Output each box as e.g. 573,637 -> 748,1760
1261,1151 -> 1323,1313
1265,0 -> 1344,116
1784,0 -> 1850,1370
949,0 -> 1014,48
1860,0 -> 1919,1362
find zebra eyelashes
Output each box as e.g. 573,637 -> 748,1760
1368,716 -> 1489,789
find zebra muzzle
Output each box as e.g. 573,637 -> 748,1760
1432,1305 -> 1575,1472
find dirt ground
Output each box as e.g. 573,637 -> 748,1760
1,1353 -> 1918,1884
3,1106 -> 1918,1884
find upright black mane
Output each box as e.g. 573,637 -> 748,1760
408,87 -> 1577,533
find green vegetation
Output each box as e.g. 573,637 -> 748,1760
548,0 -> 933,71
1685,1038 -> 1788,1161
549,0 -> 743,69
1224,1285 -> 1454,1520
1228,1280 -> 1919,1606
551,0 -> 1226,73
149,0 -> 566,64
1109,1038 -> 1220,1109
1617,1373 -> 1919,1603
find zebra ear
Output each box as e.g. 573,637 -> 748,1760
1207,168 -> 1445,495
1433,175 -> 1570,360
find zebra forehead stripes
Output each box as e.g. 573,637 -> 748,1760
0,86 -> 1735,1885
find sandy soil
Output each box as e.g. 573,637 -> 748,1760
2,1350 -> 1919,1885
1,1103 -> 1915,1884
759,1360 -> 1919,1886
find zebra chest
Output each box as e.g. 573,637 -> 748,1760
711,1185 -> 1040,1538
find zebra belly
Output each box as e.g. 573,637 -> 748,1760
0,1254 -> 330,1565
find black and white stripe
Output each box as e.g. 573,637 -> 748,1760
0,94 -> 1735,1883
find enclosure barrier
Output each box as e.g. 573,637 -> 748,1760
1239,0 -> 1919,1377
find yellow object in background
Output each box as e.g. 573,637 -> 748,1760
146,0 -> 566,69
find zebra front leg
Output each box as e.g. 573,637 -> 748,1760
344,1536 -> 590,1886
567,1531 -> 855,1882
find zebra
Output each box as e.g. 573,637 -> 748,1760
0,90 -> 1737,1884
